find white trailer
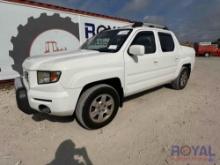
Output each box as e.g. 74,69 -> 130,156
0,0 -> 130,80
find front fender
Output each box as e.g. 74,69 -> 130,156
63,66 -> 124,89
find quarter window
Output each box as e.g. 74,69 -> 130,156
158,32 -> 175,52
131,31 -> 156,54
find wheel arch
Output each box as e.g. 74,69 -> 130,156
78,78 -> 124,107
175,56 -> 193,77
182,63 -> 191,74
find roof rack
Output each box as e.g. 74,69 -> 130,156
132,22 -> 143,27
131,21 -> 168,30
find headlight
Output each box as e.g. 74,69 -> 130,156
37,71 -> 61,84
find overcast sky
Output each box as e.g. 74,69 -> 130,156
34,0 -> 220,42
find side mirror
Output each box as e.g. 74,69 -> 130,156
129,45 -> 145,56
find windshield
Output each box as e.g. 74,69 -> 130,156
81,29 -> 132,53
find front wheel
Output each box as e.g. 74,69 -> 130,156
75,84 -> 120,129
171,67 -> 190,90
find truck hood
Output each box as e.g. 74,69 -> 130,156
23,49 -> 102,71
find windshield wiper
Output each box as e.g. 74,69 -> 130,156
97,48 -> 115,53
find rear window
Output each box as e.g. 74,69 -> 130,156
158,32 -> 175,52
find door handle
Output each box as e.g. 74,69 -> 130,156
154,60 -> 158,64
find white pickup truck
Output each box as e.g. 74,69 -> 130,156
15,22 -> 195,129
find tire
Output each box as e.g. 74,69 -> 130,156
16,87 -> 36,114
75,84 -> 120,129
171,67 -> 190,90
10,13 -> 79,75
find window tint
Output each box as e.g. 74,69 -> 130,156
81,29 -> 132,52
158,32 -> 175,52
131,31 -> 156,54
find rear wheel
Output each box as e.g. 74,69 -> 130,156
171,67 -> 190,90
75,84 -> 120,129
205,53 -> 210,57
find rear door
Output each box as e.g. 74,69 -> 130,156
155,32 -> 178,82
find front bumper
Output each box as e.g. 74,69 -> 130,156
15,77 -> 81,116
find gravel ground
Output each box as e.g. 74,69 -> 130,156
0,57 -> 219,165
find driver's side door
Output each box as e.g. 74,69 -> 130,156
124,31 -> 160,96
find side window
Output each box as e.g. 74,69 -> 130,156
158,32 -> 175,52
131,31 -> 156,54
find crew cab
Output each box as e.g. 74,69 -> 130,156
15,22 -> 195,129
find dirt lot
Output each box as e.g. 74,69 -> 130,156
0,57 -> 219,165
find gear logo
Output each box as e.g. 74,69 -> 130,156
10,13 -> 80,75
